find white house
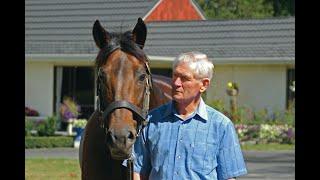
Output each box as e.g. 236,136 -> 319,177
25,0 -> 295,118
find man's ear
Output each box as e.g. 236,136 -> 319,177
200,78 -> 210,93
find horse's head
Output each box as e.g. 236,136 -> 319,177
93,18 -> 150,160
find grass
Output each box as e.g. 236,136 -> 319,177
241,143 -> 295,151
25,158 -> 81,180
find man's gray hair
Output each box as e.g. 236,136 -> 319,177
173,51 -> 214,80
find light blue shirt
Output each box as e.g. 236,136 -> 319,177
132,98 -> 247,180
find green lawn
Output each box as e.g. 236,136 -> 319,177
25,158 -> 81,180
241,143 -> 295,151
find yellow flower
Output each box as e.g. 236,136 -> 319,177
227,82 -> 233,88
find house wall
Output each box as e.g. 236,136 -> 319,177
206,65 -> 287,112
24,58 -> 290,116
25,62 -> 54,116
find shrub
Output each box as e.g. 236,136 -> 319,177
207,99 -> 226,113
36,116 -> 58,136
233,106 -> 255,124
25,118 -> 34,136
25,136 -> 74,149
228,104 -> 295,126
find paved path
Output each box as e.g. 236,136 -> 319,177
239,151 -> 295,180
25,148 -> 294,180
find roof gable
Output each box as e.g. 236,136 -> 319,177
144,0 -> 205,22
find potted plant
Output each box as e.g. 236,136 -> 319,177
72,119 -> 87,148
73,119 -> 87,136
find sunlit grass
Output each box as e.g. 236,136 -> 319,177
25,158 -> 80,180
241,143 -> 295,151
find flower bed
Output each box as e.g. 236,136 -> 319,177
235,124 -> 295,144
25,106 -> 40,116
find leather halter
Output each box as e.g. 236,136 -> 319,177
96,46 -> 152,137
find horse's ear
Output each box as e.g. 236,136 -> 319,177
93,20 -> 109,49
132,17 -> 147,49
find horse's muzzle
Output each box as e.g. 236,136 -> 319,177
106,128 -> 136,159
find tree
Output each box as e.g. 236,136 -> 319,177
195,0 -> 294,19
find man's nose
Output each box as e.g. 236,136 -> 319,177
173,77 -> 182,86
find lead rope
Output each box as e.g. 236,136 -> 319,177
127,156 -> 134,180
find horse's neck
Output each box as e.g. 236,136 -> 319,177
149,75 -> 172,110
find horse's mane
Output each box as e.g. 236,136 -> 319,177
95,31 -> 148,69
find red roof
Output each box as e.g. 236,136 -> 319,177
144,0 -> 205,22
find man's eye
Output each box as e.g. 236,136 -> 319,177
181,76 -> 190,81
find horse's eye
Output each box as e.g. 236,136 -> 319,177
139,74 -> 146,82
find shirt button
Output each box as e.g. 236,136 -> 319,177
179,138 -> 182,142
175,171 -> 179,175
177,155 -> 181,159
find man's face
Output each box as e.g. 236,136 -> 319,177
172,63 -> 203,104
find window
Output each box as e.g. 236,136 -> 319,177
54,66 -> 95,119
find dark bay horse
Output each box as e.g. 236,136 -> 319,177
80,18 -> 172,180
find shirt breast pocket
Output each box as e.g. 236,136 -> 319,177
190,141 -> 218,175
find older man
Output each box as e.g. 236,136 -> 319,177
132,51 -> 247,180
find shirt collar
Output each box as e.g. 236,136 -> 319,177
163,98 -> 208,121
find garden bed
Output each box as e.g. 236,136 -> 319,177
235,124 -> 295,144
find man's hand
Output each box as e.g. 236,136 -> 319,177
133,172 -> 148,180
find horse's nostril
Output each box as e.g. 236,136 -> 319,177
127,131 -> 135,140
107,130 -> 116,141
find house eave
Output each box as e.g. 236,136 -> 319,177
25,54 -> 295,67
212,57 -> 295,65
25,54 -> 96,66
148,56 -> 295,68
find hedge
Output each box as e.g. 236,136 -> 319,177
25,136 -> 74,149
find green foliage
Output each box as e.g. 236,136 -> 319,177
25,136 -> 74,149
232,106 -> 255,124
72,119 -> 87,128
36,116 -> 58,137
196,0 -> 273,19
265,0 -> 295,16
232,105 -> 295,126
207,99 -> 226,112
25,118 -> 35,136
195,0 -> 293,19
207,98 -> 295,126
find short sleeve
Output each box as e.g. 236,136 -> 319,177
132,126 -> 151,176
217,121 -> 247,180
